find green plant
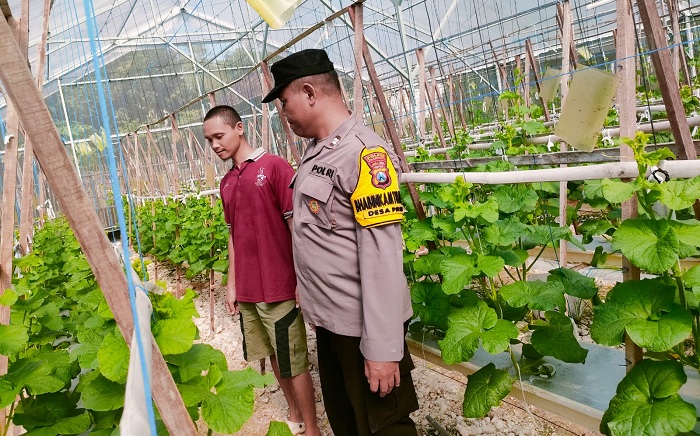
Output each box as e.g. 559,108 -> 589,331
0,218 -> 273,435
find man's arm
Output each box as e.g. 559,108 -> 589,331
225,233 -> 238,315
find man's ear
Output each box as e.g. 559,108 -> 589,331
301,83 -> 316,102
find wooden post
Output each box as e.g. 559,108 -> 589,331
0,14 -> 198,435
556,2 -> 578,71
352,3 -> 364,120
425,67 -> 449,157
525,39 -> 552,122
666,0 -> 691,87
261,61 -> 301,165
616,0 -> 644,371
430,66 -> 455,139
637,0 -> 700,218
168,115 -> 180,193
558,0 -> 573,269
416,48 -> 427,140
348,6 -> 429,224
523,51 -> 532,111
0,22 -> 21,435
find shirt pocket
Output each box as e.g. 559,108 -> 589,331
297,175 -> 335,230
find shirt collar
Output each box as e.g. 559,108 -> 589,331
316,113 -> 358,150
233,148 -> 266,169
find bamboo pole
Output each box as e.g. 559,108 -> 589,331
416,48 -> 427,140
0,14 -> 198,435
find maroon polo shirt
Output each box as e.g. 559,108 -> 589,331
220,148 -> 296,303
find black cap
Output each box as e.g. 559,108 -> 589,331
262,49 -> 335,103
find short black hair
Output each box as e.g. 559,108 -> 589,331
204,105 -> 242,128
288,71 -> 341,98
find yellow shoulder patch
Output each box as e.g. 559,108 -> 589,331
351,146 -> 404,228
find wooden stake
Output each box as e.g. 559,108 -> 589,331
637,0 -> 700,218
0,14 -> 197,435
666,0 -> 691,87
168,115 -> 180,193
558,0 -> 573,269
416,48 -> 427,140
261,61 -> 301,165
430,66 -> 455,139
352,3 -> 364,120
525,39 -> 552,122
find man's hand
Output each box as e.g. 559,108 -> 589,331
225,285 -> 238,316
364,359 -> 400,397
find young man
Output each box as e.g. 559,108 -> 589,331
203,105 -> 319,436
262,49 -> 419,435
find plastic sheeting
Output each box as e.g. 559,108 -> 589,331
539,68 -> 561,104
555,67 -> 620,152
119,288 -> 154,435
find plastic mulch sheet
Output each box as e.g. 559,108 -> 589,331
555,67 -> 620,152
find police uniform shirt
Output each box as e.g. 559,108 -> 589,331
292,114 -> 412,362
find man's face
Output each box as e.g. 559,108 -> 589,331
203,116 -> 243,161
279,84 -> 313,138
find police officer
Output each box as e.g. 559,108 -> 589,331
262,49 -> 419,436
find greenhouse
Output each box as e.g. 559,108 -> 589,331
1,0 -> 700,434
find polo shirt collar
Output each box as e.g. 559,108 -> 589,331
233,148 -> 265,169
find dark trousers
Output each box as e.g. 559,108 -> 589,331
316,325 -> 419,436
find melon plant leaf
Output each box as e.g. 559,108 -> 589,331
201,369 -> 275,434
23,413 -> 92,436
492,249 -> 529,267
658,175 -> 700,210
500,280 -> 566,311
438,300 -> 517,364
0,324 -> 29,355
611,219 -> 679,274
432,216 -> 456,236
411,282 -> 450,332
81,374 -> 125,411
493,184 -> 538,213
440,253 -> 477,295
9,352 -> 71,396
483,218 -> 528,247
547,268 -> 598,299
168,343 -> 228,383
601,178 -> 638,204
0,378 -> 19,409
578,219 -> 613,238
601,359 -> 696,436
455,198 -> 499,223
668,220 -> 700,258
412,251 -> 445,276
530,311 -> 588,363
266,421 -> 294,436
476,255 -> 505,278
529,225 -> 585,250
0,289 -> 18,306
153,318 -> 196,355
591,279 -> 692,351
97,329 -> 130,384
462,363 -> 512,418
683,265 -> 700,287
405,220 -> 437,252
582,180 -> 610,208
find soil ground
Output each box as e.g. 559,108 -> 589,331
146,261 -> 601,436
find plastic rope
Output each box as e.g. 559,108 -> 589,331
83,0 -> 158,433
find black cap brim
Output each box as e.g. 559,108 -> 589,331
262,81 -> 290,103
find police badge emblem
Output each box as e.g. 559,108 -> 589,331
362,150 -> 392,189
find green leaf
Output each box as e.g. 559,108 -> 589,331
612,219 -> 679,274
153,318 -> 197,355
601,359 -> 696,436
483,218 -> 528,247
462,363 -> 512,418
411,282 -> 450,331
0,289 -> 18,306
201,369 -> 275,434
547,268 -> 598,299
530,311 -> 588,363
492,249 -> 528,267
500,280 -> 565,311
591,279 -> 692,351
81,374 -> 125,411
267,421 -> 294,436
412,251 -> 445,276
440,253 -> 477,295
493,184 -> 538,213
438,300 -> 517,364
8,352 -> 71,396
0,324 -> 29,355
168,344 -> 228,383
601,178 -> 638,204
578,219 -> 613,237
683,265 -> 700,287
405,220 -> 437,252
669,220 -> 700,258
455,198 -> 499,223
476,255 -> 505,278
658,175 -> 700,210
97,329 -> 130,383
24,413 -> 92,436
